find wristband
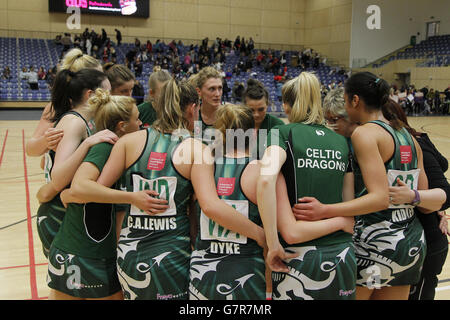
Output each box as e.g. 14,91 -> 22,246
410,189 -> 421,206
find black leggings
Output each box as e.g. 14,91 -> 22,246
409,247 -> 448,300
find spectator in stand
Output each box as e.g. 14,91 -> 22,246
426,89 -> 436,112
169,40 -> 177,54
133,57 -> 143,78
101,28 -> 107,46
154,39 -> 161,53
248,37 -> 255,53
126,48 -> 137,65
61,33 -> 72,54
38,67 -> 47,80
115,29 -> 122,46
73,34 -> 81,49
177,40 -> 184,53
1,66 -> 12,80
46,67 -> 56,86
443,86 -> 450,114
234,36 -> 241,51
313,53 -> 320,69
256,51 -> 264,66
240,38 -> 247,56
389,88 -> 399,103
27,66 -> 39,90
225,68 -> 232,80
54,34 -> 62,46
183,53 -> 192,70
86,36 -> 92,56
444,86 -> 450,101
102,47 -> 109,63
280,52 -> 287,68
135,38 -> 141,50
222,78 -> 230,102
90,29 -> 97,42
146,40 -> 152,53
19,67 -> 28,80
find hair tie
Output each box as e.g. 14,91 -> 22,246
375,78 -> 381,84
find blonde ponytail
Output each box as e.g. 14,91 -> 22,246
60,48 -> 101,72
214,104 -> 255,152
282,72 -> 325,125
153,79 -> 198,133
88,88 -> 136,132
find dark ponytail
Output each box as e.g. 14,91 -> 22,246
344,72 -> 390,111
50,69 -> 107,122
243,78 -> 270,105
382,99 -> 421,135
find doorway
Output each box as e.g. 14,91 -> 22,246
426,21 -> 440,39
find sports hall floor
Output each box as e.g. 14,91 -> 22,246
0,109 -> 449,300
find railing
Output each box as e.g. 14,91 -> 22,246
416,54 -> 450,67
363,44 -> 412,68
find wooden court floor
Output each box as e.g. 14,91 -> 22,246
0,116 -> 449,300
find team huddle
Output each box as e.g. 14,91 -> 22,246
27,48 -> 448,300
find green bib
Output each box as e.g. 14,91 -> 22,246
353,120 -> 419,226
37,111 -> 93,257
268,122 -> 351,247
121,128 -> 193,243
194,157 -> 262,255
52,142 -> 117,259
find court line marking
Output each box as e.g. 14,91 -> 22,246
0,215 -> 36,231
0,129 -> 8,167
0,263 -> 47,271
0,173 -> 42,181
22,129 -> 38,300
436,285 -> 450,292
420,123 -> 450,139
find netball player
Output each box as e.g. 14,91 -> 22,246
47,89 -> 141,300
257,72 -> 357,300
103,63 -> 135,97
192,66 -> 223,133
35,69 -> 116,258
382,101 -> 449,300
242,78 -> 285,160
138,68 -> 172,128
61,79 -> 201,300
189,104 -> 267,300
189,103 -> 354,300
291,72 -> 429,300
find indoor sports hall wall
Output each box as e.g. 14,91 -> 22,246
350,0 -> 450,68
303,0 -> 352,68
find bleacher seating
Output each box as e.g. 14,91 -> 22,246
0,36 -> 348,113
373,34 -> 450,68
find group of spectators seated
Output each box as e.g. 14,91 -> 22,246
391,85 -> 450,115
14,65 -> 56,90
